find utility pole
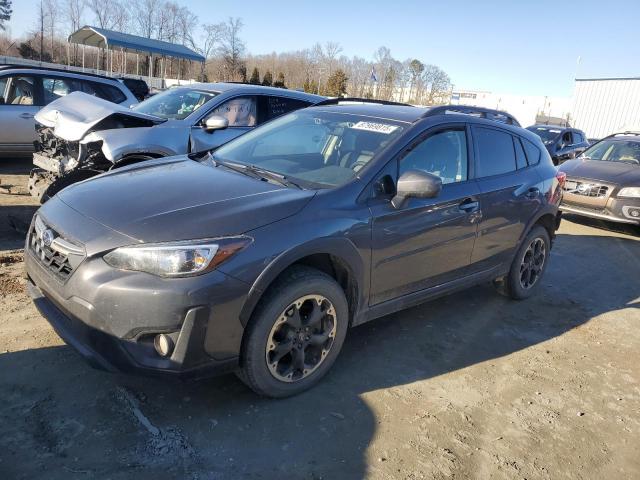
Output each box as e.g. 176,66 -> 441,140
39,0 -> 44,61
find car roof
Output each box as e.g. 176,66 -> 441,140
174,82 -> 325,101
0,64 -> 120,82
304,102 -> 536,140
527,125 -> 567,130
307,103 -> 428,123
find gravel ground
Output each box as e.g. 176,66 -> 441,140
1,159 -> 639,479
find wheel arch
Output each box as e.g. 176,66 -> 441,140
238,238 -> 366,328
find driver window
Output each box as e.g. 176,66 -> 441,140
5,76 -> 36,106
400,129 -> 468,184
209,96 -> 257,127
561,131 -> 573,146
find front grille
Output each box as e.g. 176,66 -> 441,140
563,180 -> 609,198
35,124 -> 80,161
29,216 -> 85,282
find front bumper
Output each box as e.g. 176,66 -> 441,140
560,196 -> 640,225
25,244 -> 250,378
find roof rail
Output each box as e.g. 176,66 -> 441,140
422,105 -> 521,127
0,63 -> 117,80
313,97 -> 411,107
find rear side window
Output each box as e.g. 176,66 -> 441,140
522,138 -> 541,165
85,81 -> 126,104
41,76 -> 82,104
513,136 -> 528,169
474,127 -> 517,177
262,96 -> 311,122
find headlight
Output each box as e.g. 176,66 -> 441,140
618,187 -> 640,198
103,237 -> 251,277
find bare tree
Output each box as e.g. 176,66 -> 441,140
324,41 -> 342,77
65,0 -> 84,64
218,17 -> 245,81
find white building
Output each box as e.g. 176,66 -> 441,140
572,77 -> 640,139
449,89 -> 572,128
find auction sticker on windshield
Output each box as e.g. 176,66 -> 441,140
351,121 -> 399,134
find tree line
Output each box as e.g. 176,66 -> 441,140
0,0 -> 453,104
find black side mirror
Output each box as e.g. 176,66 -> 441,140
391,169 -> 442,209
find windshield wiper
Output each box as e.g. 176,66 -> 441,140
211,157 -> 302,189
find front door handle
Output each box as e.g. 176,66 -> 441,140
459,198 -> 480,213
19,112 -> 34,119
525,187 -> 540,199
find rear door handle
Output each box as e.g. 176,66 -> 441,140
459,198 -> 480,212
20,113 -> 34,119
525,187 -> 540,199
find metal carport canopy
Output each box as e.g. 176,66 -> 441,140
68,25 -> 205,62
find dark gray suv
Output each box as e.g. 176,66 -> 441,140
25,102 -> 564,397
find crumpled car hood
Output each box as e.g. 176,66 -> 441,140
57,157 -> 316,244
35,91 -> 164,142
560,158 -> 640,184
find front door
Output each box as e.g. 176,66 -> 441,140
0,75 -> 40,153
369,126 -> 481,305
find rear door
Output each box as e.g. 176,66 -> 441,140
0,74 -> 41,153
369,124 -> 481,304
470,125 -> 542,271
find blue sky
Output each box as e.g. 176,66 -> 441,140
7,0 -> 639,97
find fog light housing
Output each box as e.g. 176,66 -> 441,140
622,206 -> 640,219
154,333 -> 175,357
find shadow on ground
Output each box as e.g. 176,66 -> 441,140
0,227 -> 638,479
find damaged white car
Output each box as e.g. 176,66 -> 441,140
29,83 -> 323,202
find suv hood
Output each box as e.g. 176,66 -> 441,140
57,157 -> 315,243
560,158 -> 640,184
35,91 -> 165,142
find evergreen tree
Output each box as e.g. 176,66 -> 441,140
273,72 -> 286,88
0,0 -> 12,31
262,70 -> 273,87
326,69 -> 348,97
249,67 -> 260,85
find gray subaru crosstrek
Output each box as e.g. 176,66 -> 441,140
25,101 -> 564,397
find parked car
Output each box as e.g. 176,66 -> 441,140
117,77 -> 149,102
28,83 -> 324,202
558,131 -> 640,225
0,65 -> 138,157
25,102 -> 563,397
526,125 -> 589,165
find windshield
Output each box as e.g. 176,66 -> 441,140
526,126 -> 562,143
132,88 -> 217,120
209,110 -> 405,188
582,139 -> 640,164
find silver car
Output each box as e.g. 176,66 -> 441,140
0,65 -> 137,156
29,83 -> 323,201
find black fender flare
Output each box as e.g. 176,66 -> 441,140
238,237 -> 366,326
520,205 -> 560,247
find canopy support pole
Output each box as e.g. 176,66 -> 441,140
136,53 -> 139,76
82,44 -> 85,71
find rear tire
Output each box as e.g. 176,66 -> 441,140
496,225 -> 551,300
237,266 -> 349,398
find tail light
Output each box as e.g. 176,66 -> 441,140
556,170 -> 567,188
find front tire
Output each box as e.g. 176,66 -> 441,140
237,266 -> 349,398
497,225 -> 551,300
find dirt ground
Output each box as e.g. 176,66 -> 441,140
0,159 -> 639,480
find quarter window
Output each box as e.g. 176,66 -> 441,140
514,136 -> 528,169
474,127 -> 517,177
400,129 -> 468,184
522,138 -> 541,165
84,81 -> 126,104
